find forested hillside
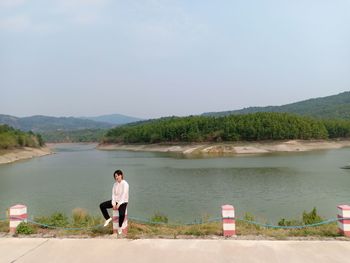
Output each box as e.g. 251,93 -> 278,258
203,91 -> 350,119
0,115 -> 114,132
102,112 -> 350,144
0,114 -> 145,143
81,114 -> 143,125
0,125 -> 44,149
41,129 -> 106,143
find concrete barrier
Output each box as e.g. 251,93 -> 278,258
9,204 -> 27,234
222,204 -> 235,237
337,205 -> 350,237
113,208 -> 128,235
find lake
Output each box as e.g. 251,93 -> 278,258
1,143 -> 350,224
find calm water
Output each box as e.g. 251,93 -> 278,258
1,143 -> 350,223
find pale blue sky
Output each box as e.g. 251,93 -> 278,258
1,0 -> 349,119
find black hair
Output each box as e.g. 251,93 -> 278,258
113,170 -> 123,179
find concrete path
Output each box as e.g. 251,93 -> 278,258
0,238 -> 349,263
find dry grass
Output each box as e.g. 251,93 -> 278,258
0,220 -> 345,239
125,221 -> 343,239
0,209 -> 346,240
0,220 -> 8,232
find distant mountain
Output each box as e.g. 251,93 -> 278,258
0,115 -> 115,132
0,115 -> 20,129
81,114 -> 143,125
202,91 -> 350,119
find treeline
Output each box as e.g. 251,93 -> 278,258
0,124 -> 44,149
102,112 -> 350,144
322,119 -> 350,138
41,129 -> 107,143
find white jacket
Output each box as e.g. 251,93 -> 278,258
111,180 -> 129,206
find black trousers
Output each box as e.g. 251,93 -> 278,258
99,200 -> 128,227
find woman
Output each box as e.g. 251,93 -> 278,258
99,169 -> 129,234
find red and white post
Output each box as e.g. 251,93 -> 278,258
337,205 -> 350,237
222,204 -> 235,237
9,204 -> 27,234
112,208 -> 128,235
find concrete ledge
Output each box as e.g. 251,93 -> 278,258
1,238 -> 350,263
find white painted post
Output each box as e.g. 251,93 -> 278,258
337,205 -> 350,237
222,205 -> 235,237
113,208 -> 128,235
9,204 -> 27,234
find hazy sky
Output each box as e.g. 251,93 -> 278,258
1,0 -> 349,119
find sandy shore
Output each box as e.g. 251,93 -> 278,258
2,140 -> 349,164
97,140 -> 350,155
0,147 -> 53,165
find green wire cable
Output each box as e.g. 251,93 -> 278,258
1,216 -> 349,231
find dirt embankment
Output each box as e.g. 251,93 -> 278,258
0,147 -> 52,165
97,140 -> 350,155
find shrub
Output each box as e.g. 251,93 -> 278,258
243,212 -> 255,222
278,218 -> 302,226
302,207 -> 323,225
35,212 -> 69,228
242,212 -> 261,231
277,207 -> 323,227
16,222 -> 36,235
150,212 -> 168,223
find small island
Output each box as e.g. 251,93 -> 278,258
98,112 -> 350,155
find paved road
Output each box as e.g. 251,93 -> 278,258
1,238 -> 349,263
